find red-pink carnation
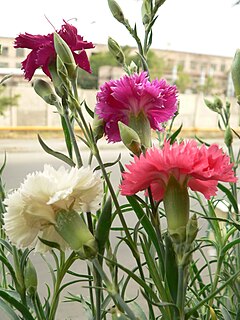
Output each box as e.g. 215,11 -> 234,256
120,140 -> 237,200
14,20 -> 94,80
95,72 -> 178,142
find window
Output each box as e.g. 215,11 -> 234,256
1,46 -> 9,57
16,62 -> 22,68
210,63 -> 217,71
220,64 -> 225,72
190,61 -> 197,70
16,48 -> 25,57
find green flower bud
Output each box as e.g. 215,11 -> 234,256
224,125 -> 233,147
185,214 -> 198,245
55,209 -> 98,259
155,0 -> 167,9
54,32 -> 77,80
48,62 -> 65,98
108,0 -> 125,24
128,112 -> 152,148
56,56 -> 70,84
92,112 -> 104,141
108,37 -> 125,65
24,259 -> 38,296
231,49 -> 240,99
163,175 -> 190,243
142,0 -> 152,25
118,121 -> 141,155
204,96 -> 222,114
33,79 -> 59,106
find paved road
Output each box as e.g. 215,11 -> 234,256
0,138 -> 239,319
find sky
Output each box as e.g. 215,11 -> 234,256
1,0 -> 240,58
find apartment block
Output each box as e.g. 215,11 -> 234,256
0,36 -> 234,95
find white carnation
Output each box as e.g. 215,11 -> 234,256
3,164 -> 103,253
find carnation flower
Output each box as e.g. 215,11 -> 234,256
120,140 -> 237,201
95,71 -> 178,143
14,20 -> 94,80
3,165 -> 102,253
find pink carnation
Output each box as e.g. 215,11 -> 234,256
14,20 -> 94,80
120,140 -> 237,200
95,72 -> 178,142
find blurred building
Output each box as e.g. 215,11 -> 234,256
0,36 -> 234,95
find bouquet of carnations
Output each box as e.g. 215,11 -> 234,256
0,1 -> 239,319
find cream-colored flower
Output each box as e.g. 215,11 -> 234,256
3,164 -> 102,253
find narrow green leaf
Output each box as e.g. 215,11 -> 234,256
0,290 -> 35,320
82,100 -> 94,119
126,196 -> 161,257
218,183 -> 239,214
38,237 -> 62,251
0,298 -> 20,320
38,135 -> 75,167
221,306 -> 232,320
94,154 -> 121,172
168,123 -> 183,144
60,115 -> 73,159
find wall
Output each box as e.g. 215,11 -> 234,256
0,85 -> 239,130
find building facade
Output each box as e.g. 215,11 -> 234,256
0,36 -> 235,95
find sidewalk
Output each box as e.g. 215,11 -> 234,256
0,137 -> 125,153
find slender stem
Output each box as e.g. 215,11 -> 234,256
32,293 -> 47,320
92,258 -> 137,320
93,146 -> 136,255
176,264 -> 185,320
63,109 -> 83,168
48,252 -> 76,320
205,255 -> 223,320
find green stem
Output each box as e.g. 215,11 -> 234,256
205,255 -> 223,320
32,293 -> 47,320
92,146 -> 137,257
63,109 -> 83,168
92,258 -> 137,319
48,252 -> 76,320
176,264 -> 185,320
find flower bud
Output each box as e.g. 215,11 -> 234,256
54,32 -> 77,81
128,112 -> 152,148
48,62 -> 65,98
231,49 -> 240,99
92,112 -> 104,141
108,37 -> 125,65
185,214 -> 198,245
118,121 -> 141,155
56,56 -> 70,84
224,125 -> 233,147
142,0 -> 152,25
163,175 -> 189,243
108,0 -> 125,24
24,259 -> 38,296
204,96 -> 222,114
155,0 -> 167,9
55,209 -> 98,259
33,79 -> 59,106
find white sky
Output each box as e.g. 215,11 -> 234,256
1,0 -> 240,58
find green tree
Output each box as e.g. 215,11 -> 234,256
77,46 -> 166,89
0,84 -> 19,116
175,64 -> 191,93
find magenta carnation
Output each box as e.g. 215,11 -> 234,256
120,140 -> 237,200
14,20 -> 94,80
95,72 -> 178,142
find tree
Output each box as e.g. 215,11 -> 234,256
0,83 -> 19,116
175,64 -> 191,93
